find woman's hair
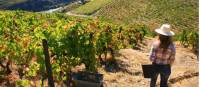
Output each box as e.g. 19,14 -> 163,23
158,34 -> 172,51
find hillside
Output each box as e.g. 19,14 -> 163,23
0,0 -> 199,86
72,0 -> 198,32
0,0 -> 26,7
100,37 -> 198,87
71,0 -> 112,15
0,10 -> 150,86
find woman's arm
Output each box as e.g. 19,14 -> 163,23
149,45 -> 156,62
169,44 -> 176,65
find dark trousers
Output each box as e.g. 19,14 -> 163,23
150,63 -> 171,87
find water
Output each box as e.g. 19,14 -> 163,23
42,7 -> 63,13
0,0 -> 76,12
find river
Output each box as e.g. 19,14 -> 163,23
1,0 -> 77,12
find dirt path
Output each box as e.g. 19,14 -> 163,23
66,12 -> 89,17
99,37 -> 199,87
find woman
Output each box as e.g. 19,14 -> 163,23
149,24 -> 176,87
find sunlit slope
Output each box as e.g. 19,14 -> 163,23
94,0 -> 198,31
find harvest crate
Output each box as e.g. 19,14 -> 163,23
72,72 -> 103,87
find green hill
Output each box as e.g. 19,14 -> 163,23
0,0 -> 26,8
71,0 -> 112,15
72,0 -> 198,32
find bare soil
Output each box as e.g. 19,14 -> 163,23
99,37 -> 198,87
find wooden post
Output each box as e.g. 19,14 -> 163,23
42,39 -> 55,87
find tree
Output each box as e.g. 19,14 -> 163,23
80,0 -> 85,4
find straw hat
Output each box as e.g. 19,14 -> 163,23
155,24 -> 175,36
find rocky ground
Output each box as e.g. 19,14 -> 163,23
99,37 -> 199,87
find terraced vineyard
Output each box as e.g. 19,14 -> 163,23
0,10 -> 150,86
71,0 -> 199,55
0,0 -> 198,86
95,0 -> 198,31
